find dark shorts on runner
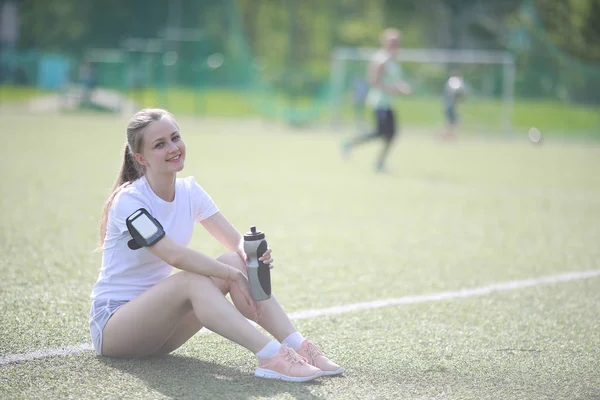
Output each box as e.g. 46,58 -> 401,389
445,105 -> 457,125
374,108 -> 397,139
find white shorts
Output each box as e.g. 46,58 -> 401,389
89,299 -> 128,355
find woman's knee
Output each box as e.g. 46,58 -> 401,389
216,252 -> 247,274
177,271 -> 220,298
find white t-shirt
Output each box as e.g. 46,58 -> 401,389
366,49 -> 403,110
91,176 -> 219,301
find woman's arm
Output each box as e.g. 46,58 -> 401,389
149,234 -> 237,280
200,212 -> 243,254
200,212 -> 274,266
147,235 -> 254,305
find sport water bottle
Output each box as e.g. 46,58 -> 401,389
243,226 -> 272,301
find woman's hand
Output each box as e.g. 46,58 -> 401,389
231,269 -> 255,307
259,248 -> 274,269
237,247 -> 275,269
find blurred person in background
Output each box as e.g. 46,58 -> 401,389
439,70 -> 467,141
342,28 -> 412,172
91,109 -> 343,382
79,60 -> 97,108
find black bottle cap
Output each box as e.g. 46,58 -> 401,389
244,225 -> 265,241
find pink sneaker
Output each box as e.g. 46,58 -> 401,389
255,345 -> 322,382
297,340 -> 344,376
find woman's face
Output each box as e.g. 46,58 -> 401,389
135,116 -> 186,174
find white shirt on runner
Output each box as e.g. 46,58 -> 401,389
91,175 -> 219,301
366,49 -> 403,110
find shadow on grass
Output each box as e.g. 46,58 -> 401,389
99,354 -> 326,400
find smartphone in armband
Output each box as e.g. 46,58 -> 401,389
126,208 -> 165,249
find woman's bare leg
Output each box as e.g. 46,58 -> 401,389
152,310 -> 204,356
211,253 -> 297,343
143,253 -> 337,379
149,252 -> 298,356
101,270 -> 270,357
151,253 -> 248,355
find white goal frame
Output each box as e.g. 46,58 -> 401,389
330,47 -> 516,134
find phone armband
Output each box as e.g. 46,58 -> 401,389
125,208 -> 165,250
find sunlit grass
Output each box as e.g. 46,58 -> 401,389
1,112 -> 599,399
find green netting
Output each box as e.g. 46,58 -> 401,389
207,6 -> 335,125
74,4 -> 335,125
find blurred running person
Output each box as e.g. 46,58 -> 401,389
439,70 -> 467,141
91,108 -> 343,382
342,28 -> 412,172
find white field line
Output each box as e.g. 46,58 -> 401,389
1,269 -> 599,366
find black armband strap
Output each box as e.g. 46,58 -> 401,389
126,208 -> 165,250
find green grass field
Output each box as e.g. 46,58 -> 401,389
1,112 -> 599,399
2,85 -> 599,137
0,85 -> 48,102
127,87 -> 600,136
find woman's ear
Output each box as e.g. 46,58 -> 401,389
135,153 -> 148,167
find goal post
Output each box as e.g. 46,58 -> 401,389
330,47 -> 516,135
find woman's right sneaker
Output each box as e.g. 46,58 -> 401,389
296,340 -> 344,376
255,345 -> 322,382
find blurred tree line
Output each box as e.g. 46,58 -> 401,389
533,0 -> 600,62
6,0 -> 600,102
13,0 -> 600,61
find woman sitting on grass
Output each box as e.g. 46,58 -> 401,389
90,108 -> 343,382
